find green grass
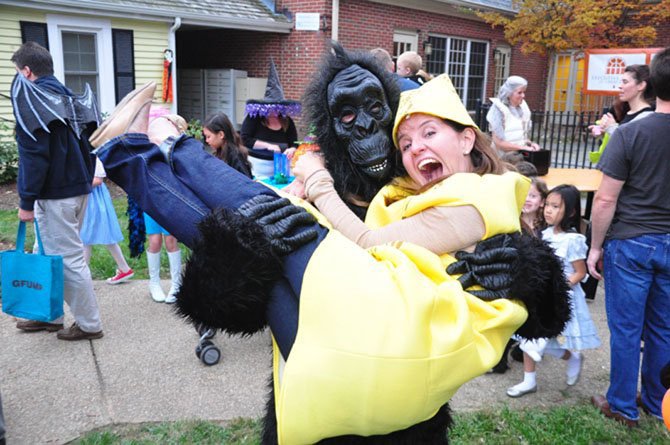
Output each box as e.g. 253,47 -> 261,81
72,404 -> 669,444
0,197 -> 189,281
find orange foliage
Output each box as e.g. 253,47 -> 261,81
477,0 -> 670,55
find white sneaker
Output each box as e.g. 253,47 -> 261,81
149,283 -> 166,302
506,383 -> 537,398
164,291 -> 176,304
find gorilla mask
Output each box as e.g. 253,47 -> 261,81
327,65 -> 394,180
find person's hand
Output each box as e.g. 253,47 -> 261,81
265,143 -> 282,153
292,152 -> 325,184
586,247 -> 604,280
599,113 -> 615,131
528,142 -> 541,151
283,179 -> 306,199
18,208 -> 34,222
92,176 -> 104,187
284,147 -> 297,159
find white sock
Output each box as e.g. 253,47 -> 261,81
512,371 -> 536,391
567,351 -> 582,379
106,243 -> 130,272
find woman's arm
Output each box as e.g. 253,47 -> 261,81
303,168 -> 485,254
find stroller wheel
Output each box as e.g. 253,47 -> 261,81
200,344 -> 221,366
195,339 -> 215,359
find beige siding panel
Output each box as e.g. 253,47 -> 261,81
112,19 -> 169,99
0,7 -> 47,130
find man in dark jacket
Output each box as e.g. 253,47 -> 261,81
11,42 -> 103,340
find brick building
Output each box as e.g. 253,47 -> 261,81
2,0 -> 669,135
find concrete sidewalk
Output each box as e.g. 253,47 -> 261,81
1,279 -> 270,444
0,280 -> 610,444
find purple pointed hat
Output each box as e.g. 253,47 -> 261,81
245,59 -> 301,118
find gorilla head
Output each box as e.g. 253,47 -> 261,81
304,44 -> 403,217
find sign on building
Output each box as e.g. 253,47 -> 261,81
584,48 -> 662,95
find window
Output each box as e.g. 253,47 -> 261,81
46,15 -> 115,112
426,36 -> 489,110
62,32 -> 99,99
493,46 -> 511,96
393,30 -> 418,65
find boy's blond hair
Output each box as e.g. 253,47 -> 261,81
397,51 -> 422,76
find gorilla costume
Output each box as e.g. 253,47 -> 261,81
96,44 -> 570,444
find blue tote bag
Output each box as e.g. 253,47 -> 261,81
1,221 -> 64,322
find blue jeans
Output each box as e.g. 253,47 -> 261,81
96,133 -> 329,358
603,234 -> 670,420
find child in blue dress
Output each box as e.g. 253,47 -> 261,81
81,158 -> 134,284
507,184 -> 601,397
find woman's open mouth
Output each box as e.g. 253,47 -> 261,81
417,158 -> 443,182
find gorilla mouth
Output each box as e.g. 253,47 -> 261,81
363,159 -> 389,176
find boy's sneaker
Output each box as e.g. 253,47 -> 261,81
106,268 -> 134,285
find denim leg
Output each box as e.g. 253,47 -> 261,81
169,134 -> 277,208
96,133 -> 209,248
267,278 -> 299,359
603,237 -> 653,421
168,134 -> 330,294
640,234 -> 670,419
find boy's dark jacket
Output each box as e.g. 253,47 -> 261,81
15,75 -> 94,211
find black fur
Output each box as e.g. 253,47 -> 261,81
304,43 -> 404,214
509,232 -> 571,340
174,208 -> 282,335
262,374 -> 452,445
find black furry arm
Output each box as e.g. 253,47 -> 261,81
174,208 -> 283,335
508,232 -> 571,339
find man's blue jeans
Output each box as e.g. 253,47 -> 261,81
603,234 -> 670,420
96,133 -> 329,358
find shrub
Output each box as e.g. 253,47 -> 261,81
0,122 -> 19,184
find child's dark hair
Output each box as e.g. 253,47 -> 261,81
203,112 -> 252,176
548,184 -> 581,232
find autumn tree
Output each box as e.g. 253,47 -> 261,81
477,0 -> 670,55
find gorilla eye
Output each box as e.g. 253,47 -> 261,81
370,103 -> 382,114
340,112 -> 356,124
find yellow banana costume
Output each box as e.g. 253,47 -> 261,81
274,171 -> 530,444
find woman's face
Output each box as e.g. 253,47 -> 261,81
509,86 -> 526,107
396,114 -> 475,187
619,72 -> 644,103
203,128 -> 225,150
522,184 -> 544,215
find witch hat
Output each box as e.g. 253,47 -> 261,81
245,59 -> 301,118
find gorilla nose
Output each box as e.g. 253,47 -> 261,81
355,114 -> 377,137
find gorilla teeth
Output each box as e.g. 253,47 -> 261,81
365,160 -> 388,173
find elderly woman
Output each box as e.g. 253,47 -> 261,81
92,72 -> 567,444
487,75 -> 541,153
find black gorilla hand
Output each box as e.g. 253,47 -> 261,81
237,194 -> 318,255
446,233 -> 518,300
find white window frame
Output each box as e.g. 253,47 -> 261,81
493,45 -> 511,97
46,15 -> 115,113
427,34 -> 489,110
393,29 -> 418,61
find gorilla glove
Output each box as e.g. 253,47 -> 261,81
446,233 -> 518,300
238,194 -> 319,255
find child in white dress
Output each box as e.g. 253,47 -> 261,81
80,158 -> 134,284
507,184 -> 601,397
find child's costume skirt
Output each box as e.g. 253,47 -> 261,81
80,183 -> 124,246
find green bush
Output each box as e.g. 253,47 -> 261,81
0,122 -> 19,184
186,118 -> 203,141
